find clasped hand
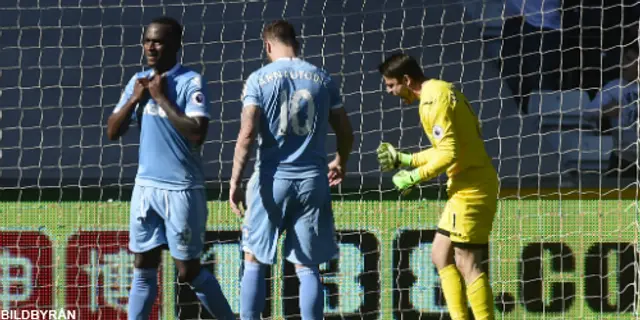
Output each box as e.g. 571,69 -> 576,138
376,142 -> 420,195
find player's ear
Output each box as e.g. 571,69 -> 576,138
402,74 -> 412,87
265,40 -> 272,54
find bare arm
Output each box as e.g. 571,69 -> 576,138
107,98 -> 138,140
230,105 -> 261,187
328,107 -> 354,167
107,78 -> 148,140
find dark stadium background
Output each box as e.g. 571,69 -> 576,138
0,0 -> 628,200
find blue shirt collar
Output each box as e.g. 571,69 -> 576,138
275,57 -> 300,62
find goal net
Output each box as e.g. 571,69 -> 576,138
1,0 -> 639,319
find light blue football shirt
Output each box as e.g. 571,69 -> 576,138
113,64 -> 210,190
242,57 -> 342,179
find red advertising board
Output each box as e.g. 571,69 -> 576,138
0,232 -> 53,311
65,231 -> 162,319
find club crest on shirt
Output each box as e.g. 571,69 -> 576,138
433,125 -> 443,140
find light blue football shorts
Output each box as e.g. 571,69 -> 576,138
129,184 -> 208,261
241,173 -> 339,265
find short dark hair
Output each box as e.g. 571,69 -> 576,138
150,16 -> 183,47
378,53 -> 424,81
263,20 -> 300,52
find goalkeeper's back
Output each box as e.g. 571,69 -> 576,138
241,57 -> 342,179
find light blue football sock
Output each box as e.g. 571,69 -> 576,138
296,266 -> 324,320
189,268 -> 235,319
240,260 -> 266,320
128,268 -> 158,320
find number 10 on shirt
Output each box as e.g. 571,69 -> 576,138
278,89 -> 315,136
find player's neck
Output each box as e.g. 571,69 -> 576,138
270,48 -> 297,61
412,79 -> 428,97
153,61 -> 178,76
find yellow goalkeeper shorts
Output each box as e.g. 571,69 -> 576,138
437,168 -> 498,246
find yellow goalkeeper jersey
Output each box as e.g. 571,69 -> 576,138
411,79 -> 496,190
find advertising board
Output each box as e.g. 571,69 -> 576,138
0,200 -> 636,319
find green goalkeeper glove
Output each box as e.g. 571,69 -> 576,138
377,142 -> 413,172
392,169 -> 421,196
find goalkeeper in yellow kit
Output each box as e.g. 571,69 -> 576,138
377,53 -> 498,320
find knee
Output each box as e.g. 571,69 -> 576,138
243,257 -> 266,277
454,249 -> 483,283
177,267 -> 201,284
175,260 -> 201,283
133,248 -> 162,269
454,255 -> 473,280
431,244 -> 454,270
294,264 -> 319,277
244,252 -> 260,264
431,252 -> 449,271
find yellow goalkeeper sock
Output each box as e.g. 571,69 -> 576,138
467,272 -> 495,320
438,265 -> 469,320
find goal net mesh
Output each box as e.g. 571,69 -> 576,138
1,0 -> 639,319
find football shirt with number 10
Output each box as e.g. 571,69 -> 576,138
241,57 -> 342,179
